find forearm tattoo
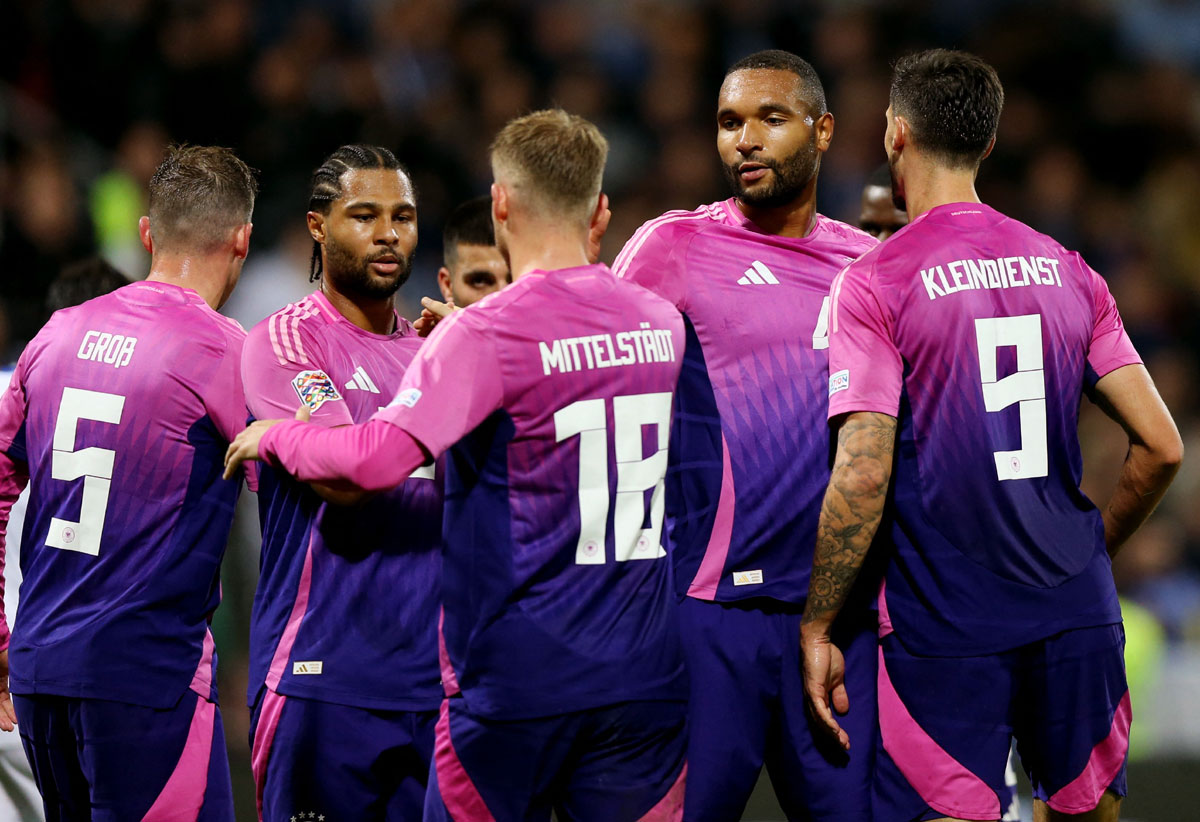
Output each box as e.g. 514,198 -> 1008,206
802,412 -> 897,628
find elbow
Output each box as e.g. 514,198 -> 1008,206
1160,434 -> 1184,477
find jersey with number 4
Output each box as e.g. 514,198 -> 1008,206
828,203 -> 1141,656
614,200 -> 877,603
242,291 -> 442,712
376,264 -> 687,720
0,281 -> 246,708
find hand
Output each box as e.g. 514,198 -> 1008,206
587,193 -> 612,264
800,626 -> 850,751
223,405 -> 310,480
0,649 -> 16,732
414,297 -> 456,338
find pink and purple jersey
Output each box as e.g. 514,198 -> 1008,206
0,281 -> 246,708
375,264 -> 687,720
243,291 -> 442,711
829,203 -> 1141,656
614,200 -> 877,603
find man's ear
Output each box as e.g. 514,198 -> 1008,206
814,111 -> 835,153
307,211 -> 325,243
437,266 -> 454,303
491,183 -> 509,226
138,216 -> 153,254
233,223 -> 253,260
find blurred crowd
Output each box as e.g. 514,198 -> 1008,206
2,0 -> 1199,759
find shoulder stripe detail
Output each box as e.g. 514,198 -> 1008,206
268,299 -> 320,366
612,207 -> 718,278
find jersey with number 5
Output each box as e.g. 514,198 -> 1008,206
376,264 -> 686,720
614,200 -> 877,603
828,203 -> 1141,656
0,281 -> 247,708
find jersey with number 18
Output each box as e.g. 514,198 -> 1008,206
827,203 -> 1142,656
0,281 -> 247,708
375,264 -> 687,720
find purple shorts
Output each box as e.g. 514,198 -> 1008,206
14,690 -> 233,821
250,687 -> 437,822
677,597 -> 878,822
875,621 -> 1129,821
425,698 -> 686,822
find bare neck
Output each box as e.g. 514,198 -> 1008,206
320,282 -> 396,335
507,225 -> 591,282
145,255 -> 228,310
734,176 -> 819,238
901,161 -> 982,221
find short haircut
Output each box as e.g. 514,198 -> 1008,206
443,196 -> 495,267
307,144 -> 411,281
490,109 -> 608,222
866,162 -> 893,190
147,145 -> 256,252
47,257 -> 130,313
890,49 -> 1004,169
725,50 -> 827,116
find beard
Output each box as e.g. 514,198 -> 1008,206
723,132 -> 820,208
324,235 -> 412,299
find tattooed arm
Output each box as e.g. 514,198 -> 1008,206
800,411 -> 897,751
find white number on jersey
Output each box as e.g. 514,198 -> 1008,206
554,392 -> 672,565
974,314 -> 1048,480
47,387 -> 125,555
812,295 -> 831,350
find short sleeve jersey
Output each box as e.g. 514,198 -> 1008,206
242,291 -> 442,711
0,282 -> 247,708
828,203 -> 1141,656
376,264 -> 687,720
614,200 -> 877,603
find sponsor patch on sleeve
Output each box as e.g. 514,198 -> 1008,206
829,369 -> 850,397
391,387 -> 422,409
291,370 -> 342,412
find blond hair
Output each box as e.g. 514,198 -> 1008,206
490,109 -> 608,223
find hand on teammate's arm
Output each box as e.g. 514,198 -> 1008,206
224,407 -> 431,493
800,411 -> 897,752
1090,364 -> 1183,556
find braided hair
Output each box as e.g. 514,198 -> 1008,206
307,145 -> 408,282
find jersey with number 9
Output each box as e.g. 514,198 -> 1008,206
375,264 -> 687,720
0,282 -> 247,708
827,203 -> 1142,657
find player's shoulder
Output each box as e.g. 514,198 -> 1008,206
245,292 -> 329,361
812,214 -> 879,257
613,201 -> 728,274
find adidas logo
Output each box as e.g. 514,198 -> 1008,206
736,260 -> 780,285
344,366 -> 380,393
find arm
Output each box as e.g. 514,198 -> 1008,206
225,415 -> 431,492
1090,364 -> 1183,556
800,411 -> 897,751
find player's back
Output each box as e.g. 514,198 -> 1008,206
412,264 -> 686,719
831,203 -> 1139,655
0,281 -> 246,708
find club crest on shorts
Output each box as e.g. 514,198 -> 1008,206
292,370 -> 341,412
